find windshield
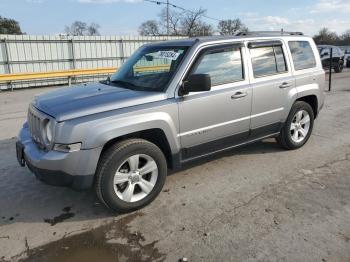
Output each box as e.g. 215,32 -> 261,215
109,45 -> 188,92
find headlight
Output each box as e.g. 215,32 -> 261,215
43,119 -> 54,145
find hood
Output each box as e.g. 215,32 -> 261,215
33,82 -> 167,122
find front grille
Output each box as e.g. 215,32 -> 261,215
28,106 -> 45,147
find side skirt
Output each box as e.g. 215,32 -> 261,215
172,122 -> 283,168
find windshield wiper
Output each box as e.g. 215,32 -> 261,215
110,79 -> 140,90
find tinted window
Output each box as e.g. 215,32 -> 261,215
250,45 -> 287,77
288,41 -> 316,70
191,46 -> 244,86
110,46 -> 188,91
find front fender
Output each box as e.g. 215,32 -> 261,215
86,111 -> 180,153
55,107 -> 181,154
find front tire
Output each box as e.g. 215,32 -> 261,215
95,139 -> 167,213
277,101 -> 314,150
334,61 -> 344,73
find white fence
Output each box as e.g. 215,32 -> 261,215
0,35 -> 185,90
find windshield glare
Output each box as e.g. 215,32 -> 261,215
110,46 -> 188,92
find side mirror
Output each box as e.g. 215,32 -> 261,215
322,52 -> 329,57
180,74 -> 211,96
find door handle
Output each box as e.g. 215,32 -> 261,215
279,82 -> 291,88
231,91 -> 247,99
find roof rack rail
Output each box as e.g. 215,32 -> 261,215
235,31 -> 304,36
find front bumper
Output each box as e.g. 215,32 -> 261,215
17,126 -> 102,190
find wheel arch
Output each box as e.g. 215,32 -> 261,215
295,95 -> 318,118
100,128 -> 177,169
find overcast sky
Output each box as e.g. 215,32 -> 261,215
1,0 -> 350,36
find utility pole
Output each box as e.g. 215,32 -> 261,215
166,0 -> 170,36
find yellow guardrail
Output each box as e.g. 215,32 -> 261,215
0,67 -> 117,82
0,65 -> 171,83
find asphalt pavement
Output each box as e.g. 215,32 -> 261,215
0,70 -> 350,262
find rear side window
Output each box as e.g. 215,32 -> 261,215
191,46 -> 244,86
250,45 -> 287,77
288,41 -> 316,70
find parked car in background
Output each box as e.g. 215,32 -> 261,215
318,45 -> 344,72
344,50 -> 350,67
16,32 -> 325,212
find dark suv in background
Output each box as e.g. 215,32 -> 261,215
318,45 -> 344,73
345,49 -> 350,68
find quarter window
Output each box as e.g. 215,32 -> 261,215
250,45 -> 287,77
191,46 -> 244,86
288,41 -> 316,70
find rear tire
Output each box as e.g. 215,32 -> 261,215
95,138 -> 167,213
276,101 -> 314,150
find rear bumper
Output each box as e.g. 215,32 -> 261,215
17,125 -> 102,190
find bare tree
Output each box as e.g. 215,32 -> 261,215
65,21 -> 87,36
340,30 -> 350,45
190,21 -> 213,36
64,21 -> 100,36
139,7 -> 214,37
139,20 -> 161,36
180,8 -> 208,37
313,27 -> 339,45
160,8 -> 182,36
87,23 -> 100,36
218,19 -> 248,35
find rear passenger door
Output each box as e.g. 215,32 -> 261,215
247,40 -> 296,137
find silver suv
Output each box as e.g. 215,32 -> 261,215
16,32 -> 325,212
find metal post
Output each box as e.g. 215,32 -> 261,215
329,47 -> 333,92
69,38 -> 76,69
2,38 -> 13,90
120,39 -> 125,64
166,0 -> 170,36
68,76 -> 72,86
69,38 -> 76,86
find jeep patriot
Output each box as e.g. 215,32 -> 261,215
16,32 -> 325,212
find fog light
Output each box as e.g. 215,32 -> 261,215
53,143 -> 82,153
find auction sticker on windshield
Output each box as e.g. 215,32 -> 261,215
155,51 -> 180,60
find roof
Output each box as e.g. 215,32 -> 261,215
146,32 -> 310,47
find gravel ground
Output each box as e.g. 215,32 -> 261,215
0,71 -> 350,262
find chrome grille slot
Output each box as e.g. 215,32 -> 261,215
28,106 -> 45,147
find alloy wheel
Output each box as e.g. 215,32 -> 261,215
290,109 -> 311,143
113,154 -> 158,202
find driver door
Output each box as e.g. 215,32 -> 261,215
177,43 -> 252,160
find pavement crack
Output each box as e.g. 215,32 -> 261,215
312,133 -> 331,139
206,191 -> 265,227
204,151 -> 350,229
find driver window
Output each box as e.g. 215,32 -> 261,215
191,45 -> 244,86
